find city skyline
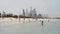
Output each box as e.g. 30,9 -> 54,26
0,0 -> 60,18
0,8 -> 49,19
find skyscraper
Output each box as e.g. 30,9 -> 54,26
22,9 -> 25,17
30,7 -> 37,18
25,8 -> 28,17
30,7 -> 32,17
32,8 -> 37,17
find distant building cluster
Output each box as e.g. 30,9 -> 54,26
22,7 -> 42,18
0,7 -> 49,18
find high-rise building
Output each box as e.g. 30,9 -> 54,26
30,8 -> 37,18
25,8 -> 29,17
30,7 -> 32,17
22,9 -> 25,17
32,8 -> 37,17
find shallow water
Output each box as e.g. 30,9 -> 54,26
0,20 -> 60,34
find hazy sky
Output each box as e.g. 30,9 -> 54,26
0,0 -> 60,17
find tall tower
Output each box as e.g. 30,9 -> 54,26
23,9 -> 25,17
25,8 -> 28,17
30,7 -> 32,17
33,8 -> 37,17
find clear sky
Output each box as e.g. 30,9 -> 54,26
0,0 -> 60,17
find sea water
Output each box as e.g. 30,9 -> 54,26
0,20 -> 60,34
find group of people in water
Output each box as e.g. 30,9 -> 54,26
19,18 -> 45,26
1,17 -> 48,26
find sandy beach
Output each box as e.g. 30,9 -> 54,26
0,18 -> 59,22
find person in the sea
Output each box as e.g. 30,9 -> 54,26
41,21 -> 44,26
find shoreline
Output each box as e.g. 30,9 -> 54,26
0,18 -> 60,26
0,18 -> 60,22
